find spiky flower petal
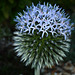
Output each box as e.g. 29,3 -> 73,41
14,2 -> 73,68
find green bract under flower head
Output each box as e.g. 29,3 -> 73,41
14,2 -> 73,68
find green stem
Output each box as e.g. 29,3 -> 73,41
34,66 -> 40,75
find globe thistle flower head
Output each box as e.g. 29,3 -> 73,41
14,2 -> 73,69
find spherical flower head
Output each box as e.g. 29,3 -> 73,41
14,2 -> 74,69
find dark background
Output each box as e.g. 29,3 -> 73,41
0,0 -> 75,75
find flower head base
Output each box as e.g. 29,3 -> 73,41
14,2 -> 73,40
14,2 -> 73,69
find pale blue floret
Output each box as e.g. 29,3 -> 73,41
14,2 -> 73,40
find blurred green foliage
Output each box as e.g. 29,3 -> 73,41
0,25 -> 12,39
